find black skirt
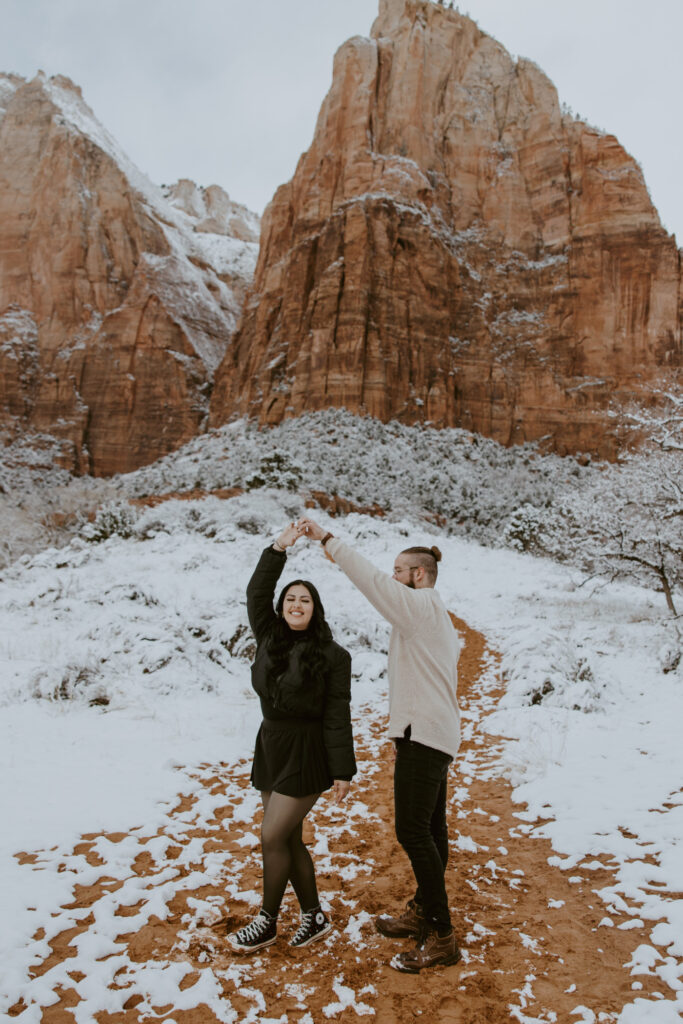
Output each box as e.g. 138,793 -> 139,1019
251,717 -> 333,797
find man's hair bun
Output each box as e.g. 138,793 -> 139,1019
400,544 -> 442,580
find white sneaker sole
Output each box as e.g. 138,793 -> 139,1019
228,933 -> 277,954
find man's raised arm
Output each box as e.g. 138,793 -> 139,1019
299,517 -> 421,632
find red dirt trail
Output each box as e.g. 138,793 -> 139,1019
10,618 -> 665,1023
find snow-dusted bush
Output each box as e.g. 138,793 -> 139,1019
615,382 -> 683,454
31,661 -> 110,706
245,452 -> 303,492
503,504 -> 549,553
499,631 -> 607,713
502,501 -> 580,561
81,502 -> 138,543
560,452 -> 682,616
658,642 -> 681,675
0,494 -> 51,568
222,623 -> 257,663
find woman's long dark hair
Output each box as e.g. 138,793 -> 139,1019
267,580 -> 332,692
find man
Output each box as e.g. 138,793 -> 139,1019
299,517 -> 462,974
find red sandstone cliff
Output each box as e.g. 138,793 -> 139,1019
209,0 -> 681,456
0,73 -> 258,475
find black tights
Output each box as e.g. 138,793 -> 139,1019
260,791 -> 320,918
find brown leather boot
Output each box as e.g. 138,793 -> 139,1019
390,927 -> 462,973
375,899 -> 425,938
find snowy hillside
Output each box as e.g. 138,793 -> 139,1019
2,409 -> 680,620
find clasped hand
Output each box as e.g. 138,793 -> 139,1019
275,517 -> 327,549
296,516 -> 326,542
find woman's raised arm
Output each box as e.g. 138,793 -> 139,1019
246,522 -> 305,642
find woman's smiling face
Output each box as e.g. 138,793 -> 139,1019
282,584 -> 314,630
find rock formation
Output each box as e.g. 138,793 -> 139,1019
0,73 -> 258,475
209,0 -> 681,456
164,180 -> 259,244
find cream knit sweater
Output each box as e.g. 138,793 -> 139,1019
326,538 -> 462,759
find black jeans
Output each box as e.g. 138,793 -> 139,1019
394,730 -> 452,931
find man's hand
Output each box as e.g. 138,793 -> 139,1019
332,779 -> 350,805
297,516 -> 327,542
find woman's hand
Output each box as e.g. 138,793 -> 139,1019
332,779 -> 350,805
275,521 -> 305,550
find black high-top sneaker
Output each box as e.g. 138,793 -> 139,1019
228,910 -> 277,953
289,907 -> 333,948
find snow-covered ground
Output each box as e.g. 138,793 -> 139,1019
0,487 -> 681,1021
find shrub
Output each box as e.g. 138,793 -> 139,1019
82,502 -> 138,543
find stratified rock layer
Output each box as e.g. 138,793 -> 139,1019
210,0 -> 681,455
0,74 -> 258,475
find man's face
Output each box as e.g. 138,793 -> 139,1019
392,554 -> 419,589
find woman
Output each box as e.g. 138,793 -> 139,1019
228,521 -> 356,953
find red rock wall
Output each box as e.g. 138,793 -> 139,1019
209,0 -> 681,456
0,74 -> 255,475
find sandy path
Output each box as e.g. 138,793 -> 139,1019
8,620 -> 668,1022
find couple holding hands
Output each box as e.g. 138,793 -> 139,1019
227,516 -> 462,974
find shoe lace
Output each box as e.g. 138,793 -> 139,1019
292,910 -> 317,943
238,912 -> 272,943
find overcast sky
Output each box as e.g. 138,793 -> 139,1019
2,0 -> 681,241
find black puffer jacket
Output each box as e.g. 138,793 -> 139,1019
246,545 -> 356,780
